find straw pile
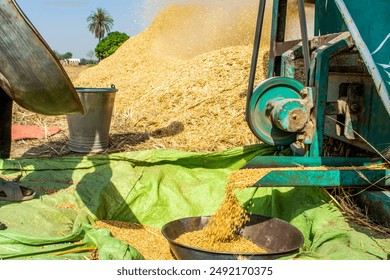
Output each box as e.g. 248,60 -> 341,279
74,1 -> 273,152
11,0 -> 313,156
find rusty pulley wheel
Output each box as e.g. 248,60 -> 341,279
246,77 -> 306,147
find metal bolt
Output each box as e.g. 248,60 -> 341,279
300,88 -> 309,98
349,102 -> 360,113
292,113 -> 298,120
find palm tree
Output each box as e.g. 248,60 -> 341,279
87,8 -> 114,42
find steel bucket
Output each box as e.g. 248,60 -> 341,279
66,86 -> 117,153
161,214 -> 304,260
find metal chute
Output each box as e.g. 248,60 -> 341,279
0,0 -> 83,115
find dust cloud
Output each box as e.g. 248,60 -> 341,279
142,0 -> 314,59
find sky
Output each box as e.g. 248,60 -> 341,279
15,0 -> 166,59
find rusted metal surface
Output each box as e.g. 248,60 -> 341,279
0,0 -> 83,115
357,191 -> 390,228
162,214 -> 304,260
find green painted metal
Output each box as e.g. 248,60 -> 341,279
281,45 -> 301,80
244,154 -> 390,189
313,0 -> 390,155
357,191 -> 390,227
245,0 -> 390,190
324,72 -> 390,154
314,0 -> 347,36
309,32 -> 352,156
315,0 -> 390,115
334,0 -> 390,116
243,156 -> 384,169
253,169 -> 390,187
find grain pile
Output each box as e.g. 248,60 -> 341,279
94,220 -> 175,260
175,169 -> 269,253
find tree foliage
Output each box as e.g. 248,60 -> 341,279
80,58 -> 97,65
87,8 -> 114,42
53,50 -> 73,60
95,31 -> 129,60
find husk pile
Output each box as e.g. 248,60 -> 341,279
74,1 -> 272,152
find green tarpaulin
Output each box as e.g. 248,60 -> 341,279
0,144 -> 389,260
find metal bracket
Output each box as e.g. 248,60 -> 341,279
243,155 -> 390,188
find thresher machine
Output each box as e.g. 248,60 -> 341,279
244,0 -> 389,224
162,0 -> 390,257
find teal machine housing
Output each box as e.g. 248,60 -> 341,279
245,0 -> 390,189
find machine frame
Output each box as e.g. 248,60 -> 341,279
244,0 -> 390,189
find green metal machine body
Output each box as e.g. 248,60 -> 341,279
245,0 -> 390,188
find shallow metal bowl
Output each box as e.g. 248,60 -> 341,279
161,214 -> 304,260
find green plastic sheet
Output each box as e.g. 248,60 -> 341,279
0,144 -> 389,260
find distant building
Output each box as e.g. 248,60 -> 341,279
60,58 -> 81,66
